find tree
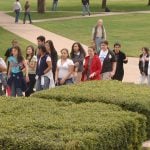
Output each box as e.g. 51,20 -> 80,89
148,0 -> 150,5
102,0 -> 107,8
37,0 -> 45,13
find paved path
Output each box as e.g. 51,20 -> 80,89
0,11 -> 143,84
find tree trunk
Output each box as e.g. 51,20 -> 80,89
37,0 -> 45,13
148,0 -> 150,5
102,0 -> 107,8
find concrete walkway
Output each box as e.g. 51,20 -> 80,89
0,11 -> 142,84
32,10 -> 150,23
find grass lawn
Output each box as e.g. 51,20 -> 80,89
0,27 -> 35,57
35,13 -> 150,57
7,11 -> 83,21
0,0 -> 150,12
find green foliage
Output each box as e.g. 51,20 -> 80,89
32,80 -> 150,138
0,97 -> 147,149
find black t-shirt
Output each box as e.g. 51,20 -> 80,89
101,50 -> 116,73
113,50 -> 127,74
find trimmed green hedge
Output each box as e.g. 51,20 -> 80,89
0,97 -> 146,150
32,80 -> 150,138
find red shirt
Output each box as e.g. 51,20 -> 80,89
82,54 -> 102,81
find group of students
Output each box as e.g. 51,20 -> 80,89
0,34 -> 128,97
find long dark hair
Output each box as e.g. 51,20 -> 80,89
12,46 -> 24,63
45,40 -> 57,55
26,45 -> 35,62
142,47 -> 149,55
70,42 -> 86,59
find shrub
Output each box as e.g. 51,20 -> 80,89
32,80 -> 150,138
0,97 -> 146,150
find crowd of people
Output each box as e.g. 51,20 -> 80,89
13,0 -> 92,24
0,30 -> 129,97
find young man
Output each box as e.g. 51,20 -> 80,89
13,0 -> 22,23
112,43 -> 128,81
82,0 -> 90,16
36,36 -> 46,55
99,40 -> 116,80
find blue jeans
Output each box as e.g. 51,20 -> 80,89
52,1 -> 58,11
82,4 -> 90,15
23,12 -> 32,23
35,76 -> 50,91
57,78 -> 74,86
11,81 -> 23,97
15,9 -> 20,23
95,37 -> 103,53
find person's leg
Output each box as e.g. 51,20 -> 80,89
25,74 -> 36,96
28,13 -> 32,23
52,1 -> 55,11
85,4 -> 90,15
11,81 -> 16,97
95,37 -> 101,53
54,1 -> 58,11
147,75 -> 150,85
139,75 -> 146,84
35,77 -> 42,91
82,5 -> 86,16
0,83 -> 3,96
23,12 -> 27,24
16,88 -> 23,97
42,76 -> 50,90
16,10 -> 20,23
15,10 -> 18,22
101,72 -> 111,80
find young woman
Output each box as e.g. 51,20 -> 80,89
82,46 -> 102,81
7,46 -> 29,97
25,45 -> 37,96
139,47 -> 149,84
35,45 -> 54,91
55,48 -> 74,86
23,1 -> 32,24
45,40 -> 58,80
70,42 -> 86,83
92,19 -> 106,53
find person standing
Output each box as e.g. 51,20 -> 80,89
25,45 -> 37,97
82,0 -> 90,16
7,46 -> 29,97
13,0 -> 22,23
112,43 -> 128,81
35,45 -> 54,91
45,40 -> 58,81
23,1 -> 32,24
92,19 -> 106,53
70,42 -> 86,83
82,46 -> 101,81
99,40 -> 116,80
55,48 -> 74,86
52,0 -> 58,11
139,47 -> 149,84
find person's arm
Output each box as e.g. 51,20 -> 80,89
60,64 -> 74,85
23,60 -> 29,82
103,27 -> 106,40
89,57 -> 102,78
123,54 -> 128,64
0,64 -> 7,72
19,2 -> 22,11
44,61 -> 52,74
110,62 -> 116,77
55,67 -> 59,84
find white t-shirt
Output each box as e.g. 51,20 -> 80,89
0,58 -> 7,69
99,50 -> 108,63
57,59 -> 74,79
13,2 -> 22,11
